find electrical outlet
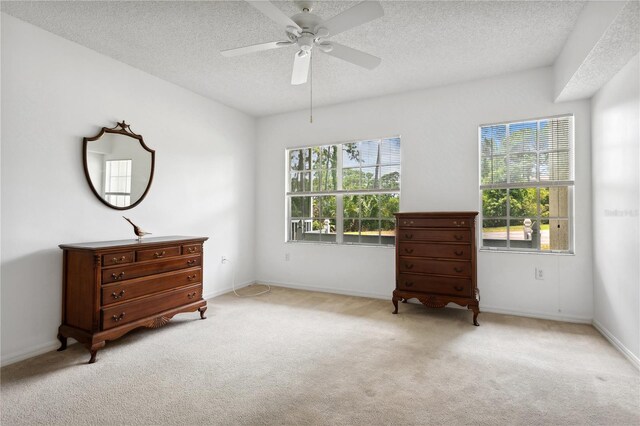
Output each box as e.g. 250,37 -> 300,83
535,267 -> 544,280
284,253 -> 290,261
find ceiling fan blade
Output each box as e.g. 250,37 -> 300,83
221,40 -> 293,57
246,1 -> 302,33
322,42 -> 381,70
323,1 -> 384,37
291,51 -> 311,85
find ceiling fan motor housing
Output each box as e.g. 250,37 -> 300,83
290,11 -> 329,53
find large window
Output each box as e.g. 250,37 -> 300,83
480,115 -> 573,252
287,137 -> 400,245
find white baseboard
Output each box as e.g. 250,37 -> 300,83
261,281 -> 593,323
592,320 -> 640,370
1,340 -> 61,367
257,280 -> 391,301
479,305 -> 592,324
203,280 -> 255,300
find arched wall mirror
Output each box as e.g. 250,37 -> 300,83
83,121 -> 155,210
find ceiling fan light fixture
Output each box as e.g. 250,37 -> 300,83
298,34 -> 314,51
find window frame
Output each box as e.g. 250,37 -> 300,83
478,114 -> 575,254
285,136 -> 401,247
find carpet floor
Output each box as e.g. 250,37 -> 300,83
1,285 -> 639,425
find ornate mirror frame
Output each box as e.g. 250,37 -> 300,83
82,121 -> 156,210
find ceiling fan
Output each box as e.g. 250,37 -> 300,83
221,0 -> 384,85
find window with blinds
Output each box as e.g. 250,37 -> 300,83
287,137 -> 400,245
479,115 -> 574,252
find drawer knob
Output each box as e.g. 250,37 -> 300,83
112,312 -> 126,322
404,248 -> 414,254
154,251 -> 166,258
454,234 -> 463,241
404,234 -> 413,239
111,256 -> 127,264
111,272 -> 125,280
187,247 -> 197,253
405,281 -> 414,287
187,274 -> 197,281
111,290 -> 125,299
187,260 -> 197,266
454,250 -> 463,256
454,286 -> 464,291
454,267 -> 463,273
187,292 -> 197,299
405,263 -> 414,270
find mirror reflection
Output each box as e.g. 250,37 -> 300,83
83,122 -> 155,210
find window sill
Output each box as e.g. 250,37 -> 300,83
285,240 -> 395,249
479,248 -> 575,256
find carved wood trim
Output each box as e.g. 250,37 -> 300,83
147,316 -> 172,329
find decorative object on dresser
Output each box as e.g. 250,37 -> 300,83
392,212 -> 480,326
57,236 -> 208,363
123,216 -> 152,241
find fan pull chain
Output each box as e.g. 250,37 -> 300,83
310,50 -> 313,124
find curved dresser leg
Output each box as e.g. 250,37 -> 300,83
392,296 -> 400,314
87,341 -> 105,364
198,306 -> 207,320
470,305 -> 480,326
56,333 -> 67,352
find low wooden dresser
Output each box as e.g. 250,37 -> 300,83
57,236 -> 208,363
392,212 -> 480,325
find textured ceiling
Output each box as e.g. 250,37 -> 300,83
2,1 -> 586,117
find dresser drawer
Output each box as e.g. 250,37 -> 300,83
136,246 -> 181,262
182,244 -> 201,255
398,229 -> 470,243
398,242 -> 471,260
102,251 -> 135,267
398,218 -> 471,228
102,255 -> 202,284
101,284 -> 202,330
398,257 -> 471,277
101,268 -> 202,306
397,274 -> 473,297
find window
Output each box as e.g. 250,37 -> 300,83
479,115 -> 573,252
104,159 -> 132,208
287,137 -> 400,245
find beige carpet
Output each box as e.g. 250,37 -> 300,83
1,286 -> 639,425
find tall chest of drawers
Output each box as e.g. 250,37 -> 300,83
392,212 -> 480,325
57,236 -> 208,363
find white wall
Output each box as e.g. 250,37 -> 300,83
256,67 -> 593,323
1,14 -> 257,365
591,54 -> 640,366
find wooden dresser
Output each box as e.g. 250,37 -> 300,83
392,212 -> 480,325
57,236 -> 208,363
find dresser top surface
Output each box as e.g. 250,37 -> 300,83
59,235 -> 208,250
394,211 -> 478,217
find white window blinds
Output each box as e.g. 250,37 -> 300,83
480,115 -> 573,190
